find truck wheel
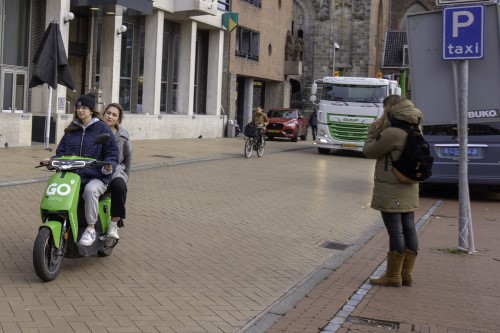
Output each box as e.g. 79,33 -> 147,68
318,148 -> 330,155
33,228 -> 64,282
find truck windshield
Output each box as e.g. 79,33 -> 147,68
321,83 -> 386,103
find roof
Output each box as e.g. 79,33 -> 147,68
382,30 -> 407,68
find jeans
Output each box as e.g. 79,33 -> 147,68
81,179 -> 108,226
381,211 -> 418,254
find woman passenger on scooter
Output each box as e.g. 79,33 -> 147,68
102,103 -> 132,240
41,93 -> 118,246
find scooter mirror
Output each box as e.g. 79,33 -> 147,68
92,133 -> 110,146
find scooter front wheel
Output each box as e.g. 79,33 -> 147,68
33,228 -> 64,282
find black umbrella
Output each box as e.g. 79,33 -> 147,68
29,22 -> 74,90
29,22 -> 74,149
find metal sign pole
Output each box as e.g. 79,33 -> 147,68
456,59 -> 475,252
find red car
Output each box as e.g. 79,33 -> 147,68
265,108 -> 308,142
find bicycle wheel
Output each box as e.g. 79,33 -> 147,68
257,140 -> 265,157
244,138 -> 253,158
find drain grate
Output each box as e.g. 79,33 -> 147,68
319,241 -> 349,250
347,316 -> 400,329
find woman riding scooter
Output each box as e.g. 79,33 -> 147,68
41,93 -> 118,246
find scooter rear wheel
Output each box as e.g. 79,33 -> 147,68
33,228 -> 64,282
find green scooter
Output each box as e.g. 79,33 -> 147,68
33,134 -> 118,282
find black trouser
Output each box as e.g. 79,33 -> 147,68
381,211 -> 418,254
311,125 -> 317,140
108,177 -> 127,219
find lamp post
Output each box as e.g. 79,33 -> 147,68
333,42 -> 340,75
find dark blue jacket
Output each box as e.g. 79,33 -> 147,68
55,118 -> 119,185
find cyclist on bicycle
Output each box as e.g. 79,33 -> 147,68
252,106 -> 269,146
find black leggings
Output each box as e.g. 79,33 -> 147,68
108,177 -> 128,219
381,211 -> 418,254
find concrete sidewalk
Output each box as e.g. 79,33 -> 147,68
1,138 -> 499,333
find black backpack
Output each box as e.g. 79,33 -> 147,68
387,119 -> 434,184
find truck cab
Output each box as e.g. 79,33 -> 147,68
310,76 -> 401,154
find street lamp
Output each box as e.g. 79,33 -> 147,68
333,42 -> 340,75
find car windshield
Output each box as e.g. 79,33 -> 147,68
270,110 -> 297,119
321,83 -> 386,103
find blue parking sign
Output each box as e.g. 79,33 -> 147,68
443,5 -> 484,60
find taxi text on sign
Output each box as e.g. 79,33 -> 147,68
442,5 -> 484,60
437,0 -> 498,5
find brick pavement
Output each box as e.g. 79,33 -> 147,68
0,138 -> 499,333
267,193 -> 500,333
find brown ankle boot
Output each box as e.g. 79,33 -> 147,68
370,251 -> 404,287
402,249 -> 417,286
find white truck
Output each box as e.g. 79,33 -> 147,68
309,76 -> 401,154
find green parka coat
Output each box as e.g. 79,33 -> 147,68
363,100 -> 424,213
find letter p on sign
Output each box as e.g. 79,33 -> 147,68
452,11 -> 474,37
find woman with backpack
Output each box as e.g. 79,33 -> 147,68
363,95 -> 424,287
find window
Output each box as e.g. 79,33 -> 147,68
119,22 -> 134,112
236,27 -> 260,61
160,31 -> 170,113
218,0 -> 230,11
172,34 -> 180,113
241,0 -> 261,8
1,69 -> 27,112
1,0 -> 30,66
0,0 -> 30,113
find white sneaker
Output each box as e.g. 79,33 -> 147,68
107,221 -> 120,239
79,228 -> 96,246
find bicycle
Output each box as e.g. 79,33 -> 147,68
244,135 -> 265,158
244,125 -> 265,158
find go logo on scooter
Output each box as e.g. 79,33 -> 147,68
46,181 -> 74,196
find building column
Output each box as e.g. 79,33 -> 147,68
178,21 -> 197,115
243,77 -> 254,126
205,29 -> 224,115
143,9 -> 164,115
100,10 -> 123,106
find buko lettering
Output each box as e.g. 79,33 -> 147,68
468,109 -> 499,119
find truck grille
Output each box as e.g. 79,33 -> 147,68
329,122 -> 369,142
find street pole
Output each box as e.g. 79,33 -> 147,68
456,59 -> 475,252
333,47 -> 336,75
332,42 -> 339,76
